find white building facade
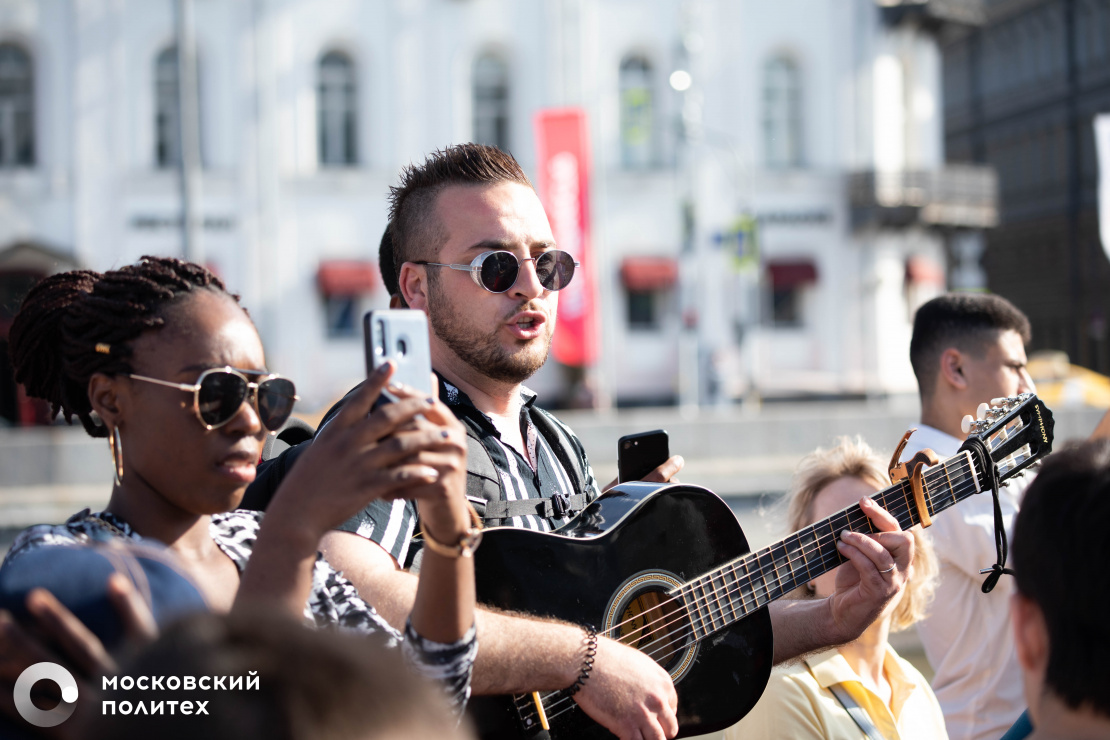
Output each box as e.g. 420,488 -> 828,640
0,0 -> 991,416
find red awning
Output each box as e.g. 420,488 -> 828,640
905,255 -> 945,286
620,256 -> 678,292
766,259 -> 818,288
317,260 -> 378,296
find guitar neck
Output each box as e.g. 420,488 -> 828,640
678,450 -> 982,640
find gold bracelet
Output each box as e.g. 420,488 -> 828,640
420,504 -> 483,559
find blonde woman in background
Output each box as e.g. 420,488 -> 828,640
724,437 -> 946,740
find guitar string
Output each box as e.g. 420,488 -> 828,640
633,465 -> 976,664
526,466 -> 983,724
522,464 -> 971,723
586,429 -> 1018,652
526,426 -> 1036,726
601,440 -> 1022,648
668,459 -> 982,642
542,456 -> 1000,723
595,457 -> 973,643
513,407 -> 1035,727
533,473 -> 987,726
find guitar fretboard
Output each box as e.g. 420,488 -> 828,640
677,451 -> 981,641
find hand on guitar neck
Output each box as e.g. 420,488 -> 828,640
765,496 -> 915,664
827,497 -> 914,645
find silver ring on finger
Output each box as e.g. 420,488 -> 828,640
879,564 -> 896,574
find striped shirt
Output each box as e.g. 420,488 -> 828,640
336,376 -> 602,567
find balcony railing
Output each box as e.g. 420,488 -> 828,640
875,0 -> 986,28
848,165 -> 998,229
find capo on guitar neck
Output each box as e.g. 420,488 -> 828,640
888,429 -> 940,528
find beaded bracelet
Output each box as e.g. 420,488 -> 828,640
565,627 -> 598,697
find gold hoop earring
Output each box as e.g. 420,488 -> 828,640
107,427 -> 124,485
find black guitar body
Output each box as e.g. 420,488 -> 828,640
470,483 -> 773,739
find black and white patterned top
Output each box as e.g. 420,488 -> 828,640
3,509 -> 477,709
336,376 -> 602,567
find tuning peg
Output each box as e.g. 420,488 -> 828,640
991,398 -> 1007,407
961,415 -> 975,434
977,402 -> 990,420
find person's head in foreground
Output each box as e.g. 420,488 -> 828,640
83,609 -> 475,740
1010,439 -> 1110,739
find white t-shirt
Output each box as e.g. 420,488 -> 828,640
901,425 -> 1026,740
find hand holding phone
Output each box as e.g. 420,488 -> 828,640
618,429 -> 670,483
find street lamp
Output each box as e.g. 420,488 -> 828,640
669,69 -> 692,92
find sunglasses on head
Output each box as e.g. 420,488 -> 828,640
413,249 -> 579,294
127,367 -> 299,432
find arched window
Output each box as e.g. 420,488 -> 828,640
155,46 -> 180,168
0,43 -> 34,166
317,51 -> 358,166
473,53 -> 510,151
762,56 -> 802,169
619,55 -> 655,169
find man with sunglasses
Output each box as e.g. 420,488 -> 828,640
251,144 -> 915,740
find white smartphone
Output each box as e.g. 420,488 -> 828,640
363,309 -> 435,401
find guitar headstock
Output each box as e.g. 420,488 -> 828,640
961,393 -> 1055,483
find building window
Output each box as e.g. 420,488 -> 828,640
318,51 -> 358,167
473,53 -> 510,151
620,55 -> 654,169
0,43 -> 34,167
766,259 -> 817,327
762,56 -> 803,169
627,290 -> 659,330
771,287 -> 802,326
155,46 -> 180,168
324,295 -> 358,338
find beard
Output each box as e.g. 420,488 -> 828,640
426,278 -> 552,384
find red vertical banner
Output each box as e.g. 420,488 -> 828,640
534,107 -> 598,367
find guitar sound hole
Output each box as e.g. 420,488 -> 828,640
615,588 -> 690,672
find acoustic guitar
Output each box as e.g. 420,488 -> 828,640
469,394 -> 1054,738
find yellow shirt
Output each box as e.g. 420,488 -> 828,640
703,646 -> 949,740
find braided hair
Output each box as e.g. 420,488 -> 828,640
9,256 -> 237,437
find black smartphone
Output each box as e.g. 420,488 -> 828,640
618,429 -> 670,483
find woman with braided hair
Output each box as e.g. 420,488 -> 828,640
1,256 -> 477,710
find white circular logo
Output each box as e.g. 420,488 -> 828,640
13,662 -> 78,728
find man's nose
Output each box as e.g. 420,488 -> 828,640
1018,368 -> 1035,395
510,257 -> 545,299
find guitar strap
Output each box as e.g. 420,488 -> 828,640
958,435 -> 1014,593
461,405 -> 590,526
829,684 -> 886,740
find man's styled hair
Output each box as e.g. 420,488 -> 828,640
909,293 -> 1032,400
784,436 -> 937,631
378,224 -> 399,297
385,144 -> 533,292
1012,439 -> 1110,718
